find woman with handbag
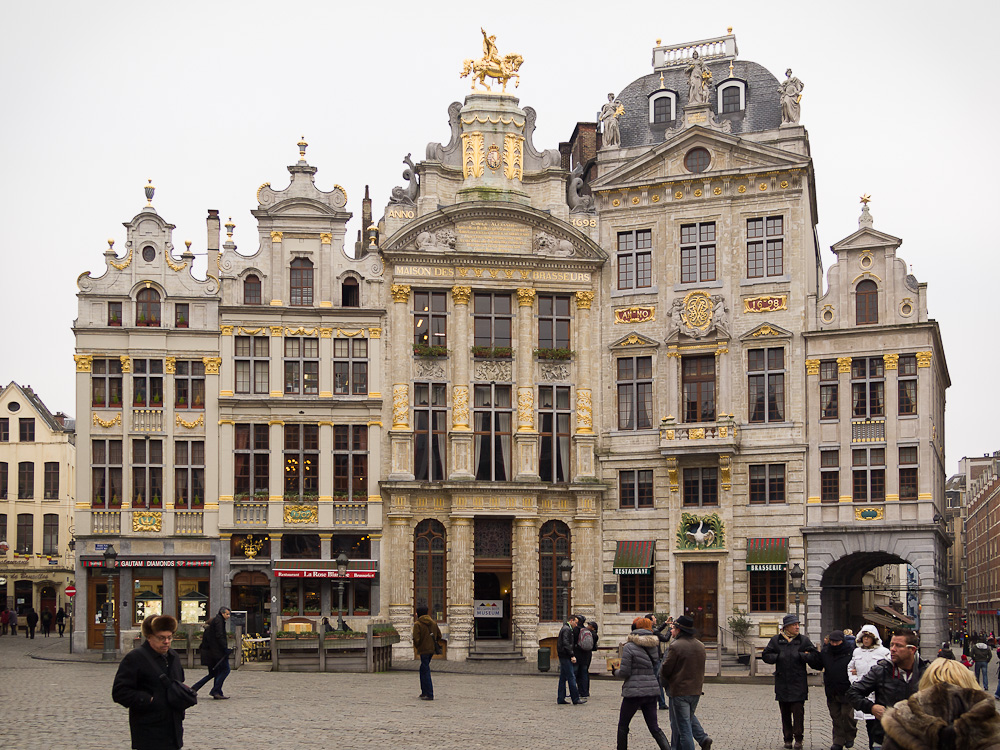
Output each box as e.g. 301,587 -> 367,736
112,614 -> 188,750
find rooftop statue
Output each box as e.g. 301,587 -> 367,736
600,93 -> 624,149
460,28 -> 524,93
779,69 -> 804,125
686,51 -> 712,105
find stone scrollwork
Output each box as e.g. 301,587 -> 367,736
392,384 -> 409,429
416,361 -> 446,379
133,512 -> 162,533
516,387 -> 534,431
474,359 -> 512,382
576,389 -> 593,434
453,385 -> 470,429
389,153 -> 419,207
426,102 -> 463,162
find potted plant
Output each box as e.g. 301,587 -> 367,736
413,343 -> 448,357
727,607 -> 754,663
276,630 -> 298,640
534,347 -> 575,360
472,345 -> 513,358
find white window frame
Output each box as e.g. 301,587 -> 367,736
717,80 -> 746,114
648,91 -> 677,123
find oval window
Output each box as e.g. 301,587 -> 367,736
684,147 -> 711,174
7,401 -> 20,412
142,245 -> 156,262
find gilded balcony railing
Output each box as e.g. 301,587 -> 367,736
333,502 -> 367,526
91,510 -> 121,534
131,408 -> 164,432
234,501 -> 268,525
176,511 -> 204,535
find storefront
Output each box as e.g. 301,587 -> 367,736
272,559 -> 378,629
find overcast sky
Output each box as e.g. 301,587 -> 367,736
1,1 -> 996,475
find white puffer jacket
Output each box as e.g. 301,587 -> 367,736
848,624 -> 890,720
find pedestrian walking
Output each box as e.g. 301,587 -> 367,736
616,617 -> 669,749
846,631 -> 930,729
25,607 -> 38,639
648,613 -> 671,710
40,608 -> 52,637
556,614 -> 584,705
574,617 -> 597,699
880,657 -> 1000,750
192,607 -> 232,699
9,608 -> 17,636
848,624 -> 891,750
806,630 -> 857,750
972,639 -> 992,691
0,605 -> 8,635
111,614 -> 187,750
661,615 -> 711,750
412,604 -> 441,701
761,613 -> 818,750
55,606 -> 67,637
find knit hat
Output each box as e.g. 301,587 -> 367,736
782,614 -> 800,628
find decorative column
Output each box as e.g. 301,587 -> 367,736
269,232 -> 284,306
512,516 -> 540,647
366,326 -> 383,399
916,350 -> 935,502
447,516 -> 475,661
219,326 -> 235,396
836,357 -> 853,502
450,286 -> 474,479
388,285 -> 413,480
318,328 -> 334,398
514,288 -> 538,480
573,291 -> 596,479
571,515 -> 598,624
882,353 -> 900,500
317,421 -> 334,525
804,359 -> 821,505
268,420 -> 285,515
269,326 -> 284,398
385,511 -> 414,659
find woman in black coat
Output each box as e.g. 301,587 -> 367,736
112,614 -> 186,750
761,614 -> 817,750
192,607 -> 231,698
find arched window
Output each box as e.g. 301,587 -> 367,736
244,275 -> 261,305
538,520 -> 571,622
717,80 -> 746,114
342,277 -> 360,307
290,258 -> 313,306
136,288 -> 161,327
414,519 -> 446,619
648,91 -> 677,123
856,280 -> 878,325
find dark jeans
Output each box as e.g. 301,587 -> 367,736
865,718 -> 884,749
26,625 -> 35,639
192,655 -> 231,695
654,659 -> 667,708
778,700 -> 805,742
57,622 -> 65,636
557,656 -> 580,704
976,661 -> 990,690
419,652 -> 434,698
618,696 -> 667,750
576,653 -> 592,697
826,695 -> 857,747
669,694 -> 703,750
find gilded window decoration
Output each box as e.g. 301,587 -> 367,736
176,414 -> 204,429
283,504 -> 319,524
93,413 -> 122,428
133,511 -> 163,533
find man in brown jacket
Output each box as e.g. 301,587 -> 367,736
412,605 -> 442,701
661,615 -> 712,750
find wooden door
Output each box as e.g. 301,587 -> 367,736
683,562 -> 718,642
87,573 -> 118,650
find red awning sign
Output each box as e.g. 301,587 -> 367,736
273,569 -> 376,579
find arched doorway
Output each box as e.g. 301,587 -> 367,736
232,571 -> 270,636
39,585 -> 57,623
819,552 -> 918,645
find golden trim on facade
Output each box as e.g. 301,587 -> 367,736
164,357 -> 176,374
462,132 -> 485,178
109,247 -> 133,270
120,355 -> 132,373
390,284 -> 411,303
176,414 -> 204,429
453,386 -> 470,430
576,389 -> 593,434
133,511 -> 162,532
392,385 -> 409,429
916,351 -> 933,368
575,291 -> 595,310
74,354 -> 93,372
855,507 -> 885,521
804,359 -> 820,376
368,327 -> 382,339
836,356 -> 852,374
883,353 -> 899,370
451,286 -> 472,305
516,288 -> 536,307
270,231 -> 283,242
283,504 -> 319,524
320,233 -> 332,244
92,413 -> 122,428
202,357 -> 222,374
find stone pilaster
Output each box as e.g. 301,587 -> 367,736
450,287 -> 474,480
366,327 -> 383,398
385,513 -> 415,659
447,516 -> 475,660
219,327 -> 235,396
571,517 -> 598,622
514,288 -> 538,481
512,516 -> 540,647
268,326 -> 283,398
574,290 -> 594,436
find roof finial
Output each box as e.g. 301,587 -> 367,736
727,26 -> 733,34
729,60 -> 734,78
859,194 -> 874,229
225,217 -> 235,238
297,136 -> 308,162
144,179 -> 155,207
659,72 -> 665,89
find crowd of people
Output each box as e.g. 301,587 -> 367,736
0,604 -> 68,637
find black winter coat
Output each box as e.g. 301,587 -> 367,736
845,656 -> 930,715
112,641 -> 186,750
761,631 -> 817,702
806,640 -> 854,698
199,613 -> 229,668
557,621 -> 575,657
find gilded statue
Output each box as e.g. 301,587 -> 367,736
460,28 -> 524,93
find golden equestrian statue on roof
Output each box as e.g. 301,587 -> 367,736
460,28 -> 524,93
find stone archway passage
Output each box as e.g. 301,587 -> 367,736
819,551 -> 916,645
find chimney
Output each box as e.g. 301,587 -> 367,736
54,412 -> 66,427
206,209 -> 221,273
362,186 -> 372,237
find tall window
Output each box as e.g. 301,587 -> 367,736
234,424 -> 269,497
333,425 -> 368,500
92,358 -> 124,408
132,359 -> 164,408
474,384 -> 512,481
749,464 -> 785,504
174,360 -> 205,409
721,84 -> 742,113
235,336 -> 269,394
852,357 -> 885,418
617,356 -> 653,430
342,277 -> 360,307
856,280 -> 878,325
680,222 -> 716,284
132,439 -> 163,508
414,382 -> 446,481
620,572 -> 654,613
414,519 -> 447,619
174,303 -> 189,328
92,439 -> 123,508
243,274 -> 261,305
899,446 -> 918,501
290,258 -> 314,306
19,418 -> 35,442
683,467 -> 718,506
174,440 -> 205,508
852,447 -> 885,502
750,571 -> 786,612
473,292 -> 513,351
0,514 -> 5,543
747,216 -> 784,278
0,462 -> 6,499
108,301 -> 122,326
539,386 -> 570,483
748,348 -> 785,423
617,230 -> 652,290
17,462 -> 33,499
43,462 -> 59,499
682,355 -> 715,423
898,355 -> 917,415
284,337 -> 320,395
284,424 -> 319,499
539,520 -> 570,622
652,95 -> 673,123
0,418 -> 7,441
136,288 -> 161,326
819,360 -> 839,420
42,514 -> 58,555
619,469 -> 653,509
16,514 -> 32,554
414,291 -> 447,348
334,338 -> 368,395
821,449 -> 840,503
538,295 -> 571,350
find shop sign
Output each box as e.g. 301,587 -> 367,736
82,558 -> 214,568
747,563 -> 787,571
273,569 -> 376,579
614,306 -> 655,325
474,600 -> 503,618
744,294 -> 788,313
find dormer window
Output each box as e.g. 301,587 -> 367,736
648,91 -> 677,124
136,288 -> 161,327
342,277 -> 360,307
717,80 -> 746,114
244,274 -> 261,305
856,280 -> 878,325
290,258 -> 313,307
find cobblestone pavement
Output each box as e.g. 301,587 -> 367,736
0,636 -> 854,749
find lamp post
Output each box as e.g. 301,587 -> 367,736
336,552 -> 349,631
102,544 -> 118,661
559,558 -> 573,622
789,562 -> 805,626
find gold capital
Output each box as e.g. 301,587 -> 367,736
202,357 -> 222,374
804,359 -> 820,376
164,356 -> 176,374
836,356 -> 852,374
916,351 -> 933,368
517,288 -> 536,307
390,284 -> 411,304
220,325 -> 234,336
451,286 -> 472,305
74,354 -> 93,372
883,353 -> 899,371
270,231 -> 283,242
575,290 -> 595,310
120,355 -> 132,374
368,327 -> 382,339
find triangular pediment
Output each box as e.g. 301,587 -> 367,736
831,226 -> 902,255
740,322 -> 793,341
609,331 -> 660,350
591,127 -> 808,190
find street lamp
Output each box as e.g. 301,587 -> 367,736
559,558 -> 573,622
102,544 -> 118,661
336,552 -> 350,631
789,562 -> 805,625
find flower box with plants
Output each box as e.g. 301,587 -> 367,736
325,629 -> 365,641
275,630 -> 299,640
533,347 -> 575,361
472,345 -> 513,359
413,343 -> 448,357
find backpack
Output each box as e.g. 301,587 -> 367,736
578,627 -> 594,652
